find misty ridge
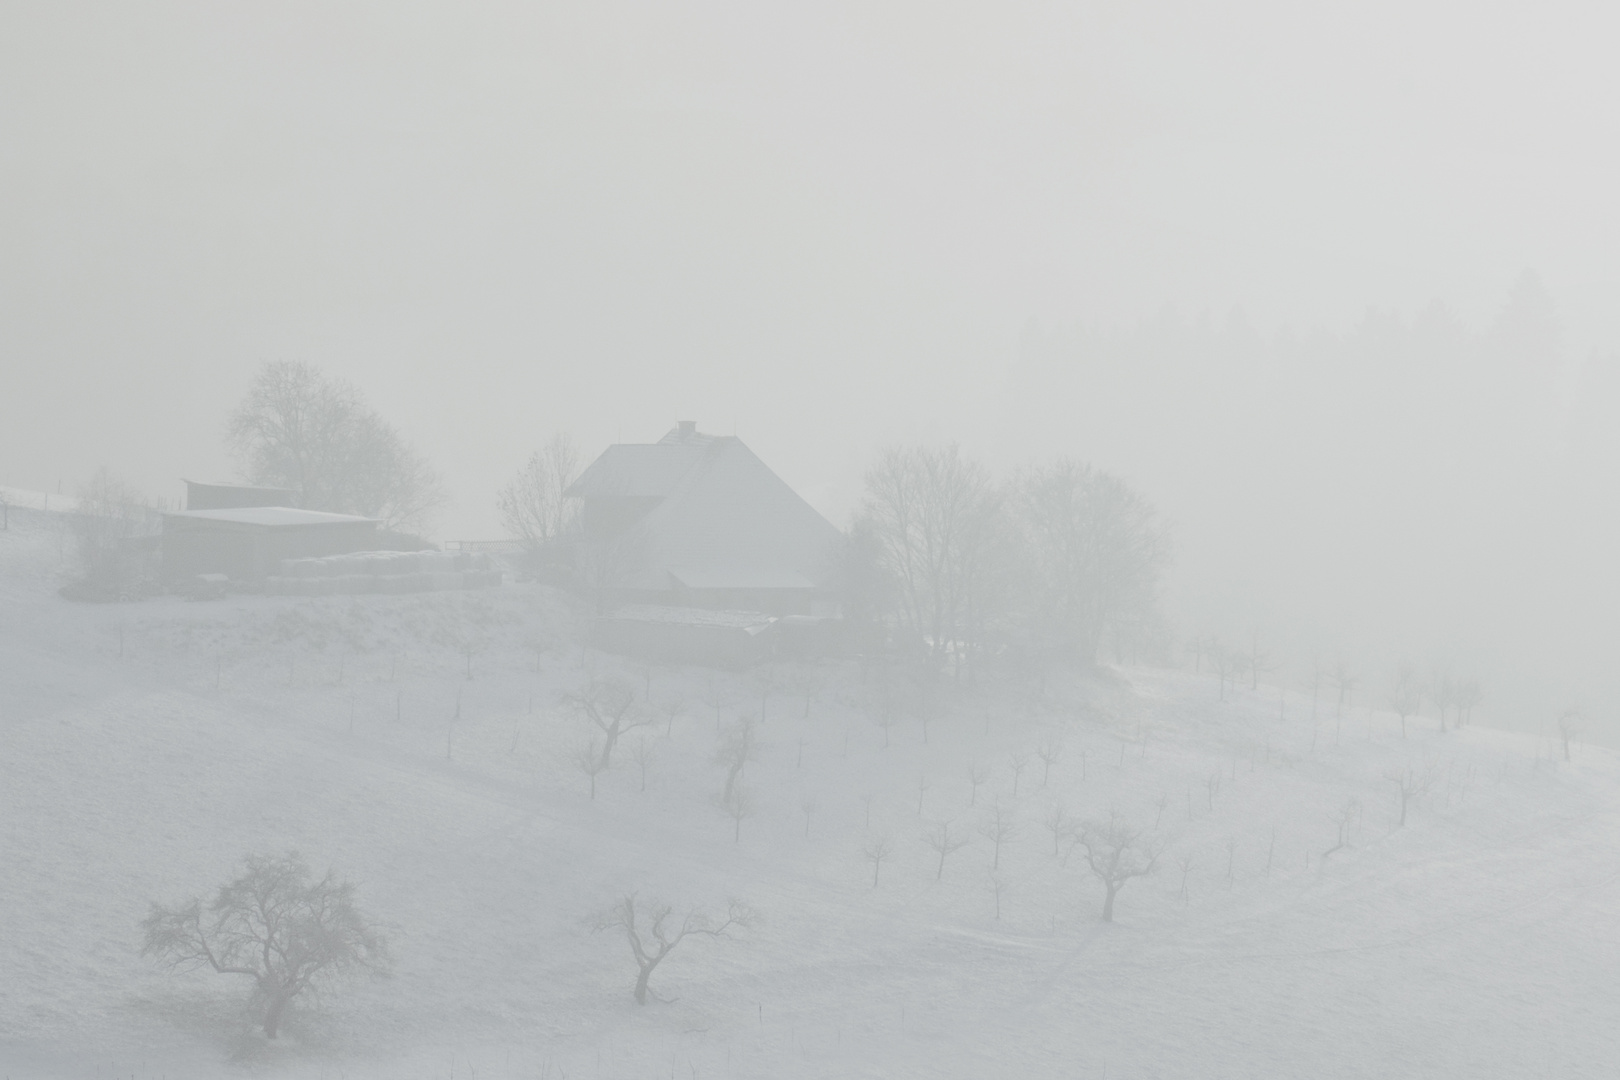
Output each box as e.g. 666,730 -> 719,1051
1005,272 -> 1619,732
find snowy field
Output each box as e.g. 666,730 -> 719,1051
4,504 -> 1619,1079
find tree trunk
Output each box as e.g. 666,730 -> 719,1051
263,990 -> 292,1038
634,966 -> 652,1005
1101,883 -> 1117,922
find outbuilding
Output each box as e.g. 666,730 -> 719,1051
161,506 -> 379,584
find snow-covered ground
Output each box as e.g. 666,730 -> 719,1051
4,503 -> 1618,1079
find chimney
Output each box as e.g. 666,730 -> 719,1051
677,420 -> 696,439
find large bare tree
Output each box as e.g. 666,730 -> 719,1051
496,433 -> 581,551
140,852 -> 389,1039
1012,460 -> 1170,669
593,895 -> 754,1005
227,361 -> 443,531
858,444 -> 1007,676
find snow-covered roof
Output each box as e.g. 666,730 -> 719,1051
570,424 -> 843,592
181,479 -> 293,492
163,507 -> 378,527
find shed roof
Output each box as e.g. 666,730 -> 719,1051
164,507 -> 378,528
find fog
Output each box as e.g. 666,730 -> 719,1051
7,2 -> 1617,736
4,4 -> 1620,1076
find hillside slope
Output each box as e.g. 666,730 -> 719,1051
3,506 -> 1618,1079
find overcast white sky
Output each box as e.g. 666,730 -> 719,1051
5,1 -> 1618,730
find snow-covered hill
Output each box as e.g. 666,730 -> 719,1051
4,505 -> 1618,1079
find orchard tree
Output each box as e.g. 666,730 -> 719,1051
140,852 -> 389,1039
714,716 -> 761,803
1074,813 -> 1163,922
565,677 -> 654,771
922,820 -> 973,880
593,895 -> 754,1005
1389,664 -> 1423,739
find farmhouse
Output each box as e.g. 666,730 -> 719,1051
567,421 -> 843,616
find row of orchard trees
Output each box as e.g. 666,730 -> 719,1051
847,446 -> 1172,675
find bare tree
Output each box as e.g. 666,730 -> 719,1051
1243,631 -> 1277,691
660,697 -> 684,737
1008,751 -> 1031,798
1387,762 -> 1439,827
863,838 -> 894,887
858,444 -> 1007,678
714,716 -> 761,803
800,794 -> 818,839
1184,634 -> 1210,673
592,895 -> 754,1005
1208,641 -> 1243,701
629,735 -> 655,793
1557,709 -> 1580,762
140,852 -> 389,1039
565,677 -> 653,771
1043,803 -> 1075,857
1329,663 -> 1359,715
720,784 -> 755,843
1175,851 -> 1196,902
922,820 -> 973,880
872,703 -> 899,749
1074,812 -> 1163,922
1454,678 -> 1483,728
1013,460 -> 1172,669
574,739 -> 609,799
496,433 -> 581,553
227,360 -> 443,530
1322,798 -> 1361,857
968,761 -> 991,807
1429,671 -> 1457,733
1389,664 -> 1423,739
978,803 -> 1017,870
791,668 -> 822,719
1034,735 -> 1064,787
68,468 -> 155,598
988,871 -> 1009,921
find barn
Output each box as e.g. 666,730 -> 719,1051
160,506 -> 380,584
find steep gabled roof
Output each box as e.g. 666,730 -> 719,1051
569,424 -> 842,591
565,437 -> 728,500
